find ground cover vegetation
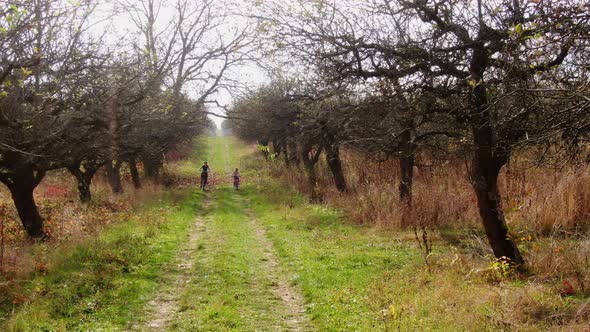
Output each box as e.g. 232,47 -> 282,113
241,137 -> 590,330
0,136 -> 206,330
0,0 -> 252,326
1,0 -> 590,330
3,134 -> 589,330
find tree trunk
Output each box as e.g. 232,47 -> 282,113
301,145 -> 323,202
259,139 -> 270,160
78,178 -> 92,203
106,160 -> 123,194
325,142 -> 347,192
303,158 -> 318,201
399,129 -> 416,204
467,41 -> 524,266
283,143 -> 290,167
272,139 -> 283,159
68,164 -> 96,203
288,141 -> 299,166
471,134 -> 524,265
143,157 -> 161,179
399,156 -> 414,202
0,166 -> 45,238
129,159 -> 142,189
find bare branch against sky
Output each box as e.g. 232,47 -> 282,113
88,0 -> 270,128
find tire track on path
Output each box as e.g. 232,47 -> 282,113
243,203 -> 312,331
134,198 -> 210,331
222,138 -> 311,330
223,137 -> 231,172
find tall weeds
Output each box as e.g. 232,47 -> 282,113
269,150 -> 590,236
267,149 -> 590,295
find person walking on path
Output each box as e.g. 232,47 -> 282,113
232,168 -> 240,190
200,162 -> 210,191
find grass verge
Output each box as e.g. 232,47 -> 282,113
2,188 -> 204,331
244,182 -> 421,331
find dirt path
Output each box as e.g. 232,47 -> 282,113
136,199 -> 209,331
137,138 -> 311,331
222,139 -> 311,331
247,207 -> 311,331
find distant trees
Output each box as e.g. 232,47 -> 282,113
341,80 -> 461,203
228,79 -> 351,199
0,0 -> 253,238
228,82 -> 297,152
240,0 -> 590,265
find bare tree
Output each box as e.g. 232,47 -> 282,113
120,0 -> 259,176
254,0 -> 590,265
0,0 -> 97,237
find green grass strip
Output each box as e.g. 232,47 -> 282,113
171,187 -> 291,331
243,181 -> 425,331
3,189 -> 204,331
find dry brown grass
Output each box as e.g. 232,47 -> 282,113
265,148 -> 590,326
0,163 -> 193,280
503,164 -> 590,236
269,150 -> 590,235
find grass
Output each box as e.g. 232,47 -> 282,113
2,188 -> 204,331
171,188 -> 291,331
169,136 -> 295,330
0,137 -> 209,331
204,135 -> 249,171
2,135 -> 588,331
243,182 -> 428,331
236,138 -> 590,331
242,175 -> 590,331
165,137 -> 210,179
218,137 -> 432,330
